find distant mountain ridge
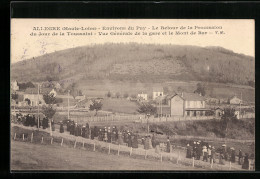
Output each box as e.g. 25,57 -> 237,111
11,43 -> 255,86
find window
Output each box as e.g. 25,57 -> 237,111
187,111 -> 190,116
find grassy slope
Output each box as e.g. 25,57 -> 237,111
11,43 -> 254,86
11,140 -> 197,170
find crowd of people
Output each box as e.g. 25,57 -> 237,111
12,113 -> 253,169
185,141 -> 251,169
15,113 -> 49,129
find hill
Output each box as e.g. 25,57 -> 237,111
11,43 -> 255,86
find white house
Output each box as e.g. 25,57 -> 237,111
229,95 -> 242,105
137,92 -> 148,101
11,80 -> 19,91
23,88 -> 57,106
153,87 -> 164,100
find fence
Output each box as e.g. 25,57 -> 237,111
11,124 -> 253,171
70,114 -> 145,123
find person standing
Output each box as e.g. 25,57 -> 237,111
166,138 -> 171,153
238,149 -> 243,165
230,147 -> 236,163
60,123 -> 64,133
152,134 -> 156,148
51,119 -> 55,131
242,153 -> 249,169
202,146 -> 208,162
186,144 -> 192,158
82,126 -> 86,138
132,134 -> 138,148
211,146 -> 216,164
208,145 -> 212,162
117,131 -> 124,145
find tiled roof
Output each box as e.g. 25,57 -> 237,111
168,92 -> 205,101
181,93 -> 205,101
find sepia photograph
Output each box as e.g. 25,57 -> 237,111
10,19 -> 255,171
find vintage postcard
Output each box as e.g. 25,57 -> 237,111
10,19 -> 255,171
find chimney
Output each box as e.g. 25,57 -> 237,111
181,92 -> 183,97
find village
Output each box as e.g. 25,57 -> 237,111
11,79 -> 255,122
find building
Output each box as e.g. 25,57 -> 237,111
11,80 -> 19,91
153,87 -> 164,100
137,92 -> 148,101
23,88 -> 56,106
76,98 -> 93,109
215,108 -> 223,118
167,92 -> 209,117
229,95 -> 242,105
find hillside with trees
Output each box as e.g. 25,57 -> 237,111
11,43 -> 255,86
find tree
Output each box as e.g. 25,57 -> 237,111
78,90 -> 83,96
11,93 -> 18,101
107,91 -> 112,98
43,93 -> 57,104
137,103 -> 157,134
137,103 -> 157,116
221,108 -> 237,137
194,83 -> 206,96
42,106 -> 56,119
89,100 -> 103,116
25,98 -> 31,105
123,93 -> 129,98
42,93 -> 58,136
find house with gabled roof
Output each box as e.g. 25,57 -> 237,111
167,92 -> 210,117
152,87 -> 164,100
23,88 -> 57,106
229,95 -> 242,105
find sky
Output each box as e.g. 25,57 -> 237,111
11,19 -> 255,64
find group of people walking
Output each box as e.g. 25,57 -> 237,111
186,141 -> 251,169
15,113 -> 49,129
186,140 -> 216,163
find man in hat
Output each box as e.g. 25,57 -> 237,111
186,144 -> 192,158
192,141 -> 196,158
202,146 -> 208,162
82,126 -> 86,138
98,129 -> 102,141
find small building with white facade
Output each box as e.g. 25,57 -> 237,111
137,92 -> 148,101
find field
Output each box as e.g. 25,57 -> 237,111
102,98 -> 139,114
11,140 -> 199,171
77,80 -> 255,103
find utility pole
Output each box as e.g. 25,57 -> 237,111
68,90 -> 70,120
